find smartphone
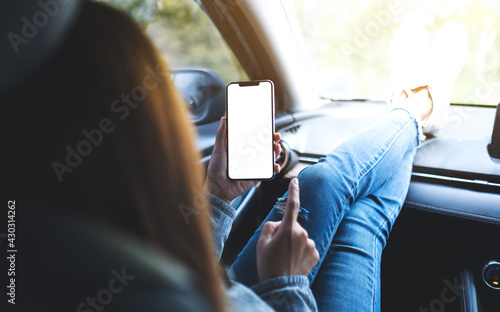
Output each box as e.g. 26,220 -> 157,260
226,80 -> 275,180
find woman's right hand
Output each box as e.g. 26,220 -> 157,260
256,178 -> 319,282
204,117 -> 281,204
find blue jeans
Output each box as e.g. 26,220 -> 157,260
231,109 -> 422,311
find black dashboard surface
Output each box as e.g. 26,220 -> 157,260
278,101 -> 500,223
280,102 -> 500,182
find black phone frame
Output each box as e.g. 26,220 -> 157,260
225,79 -> 276,181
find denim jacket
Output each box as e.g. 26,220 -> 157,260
207,194 -> 318,312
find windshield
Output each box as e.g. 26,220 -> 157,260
286,0 -> 500,106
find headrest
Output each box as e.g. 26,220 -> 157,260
0,0 -> 84,95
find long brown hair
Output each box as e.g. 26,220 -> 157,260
2,1 -> 225,310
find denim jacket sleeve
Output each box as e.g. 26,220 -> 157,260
226,276 -> 317,312
207,194 -> 318,312
207,193 -> 235,262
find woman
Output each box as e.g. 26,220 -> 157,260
4,1 -> 226,310
2,1 -> 468,311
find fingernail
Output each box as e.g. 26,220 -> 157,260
293,178 -> 298,186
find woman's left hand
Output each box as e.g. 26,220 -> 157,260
204,117 -> 281,204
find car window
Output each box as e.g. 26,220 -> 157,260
285,0 -> 500,106
97,0 -> 248,84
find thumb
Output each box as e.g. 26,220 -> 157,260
214,117 -> 227,151
259,221 -> 280,245
281,178 -> 300,228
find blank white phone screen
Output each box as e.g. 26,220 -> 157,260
227,81 -> 274,180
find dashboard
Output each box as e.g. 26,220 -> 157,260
281,101 -> 500,311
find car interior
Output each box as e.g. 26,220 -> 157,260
1,0 -> 499,311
